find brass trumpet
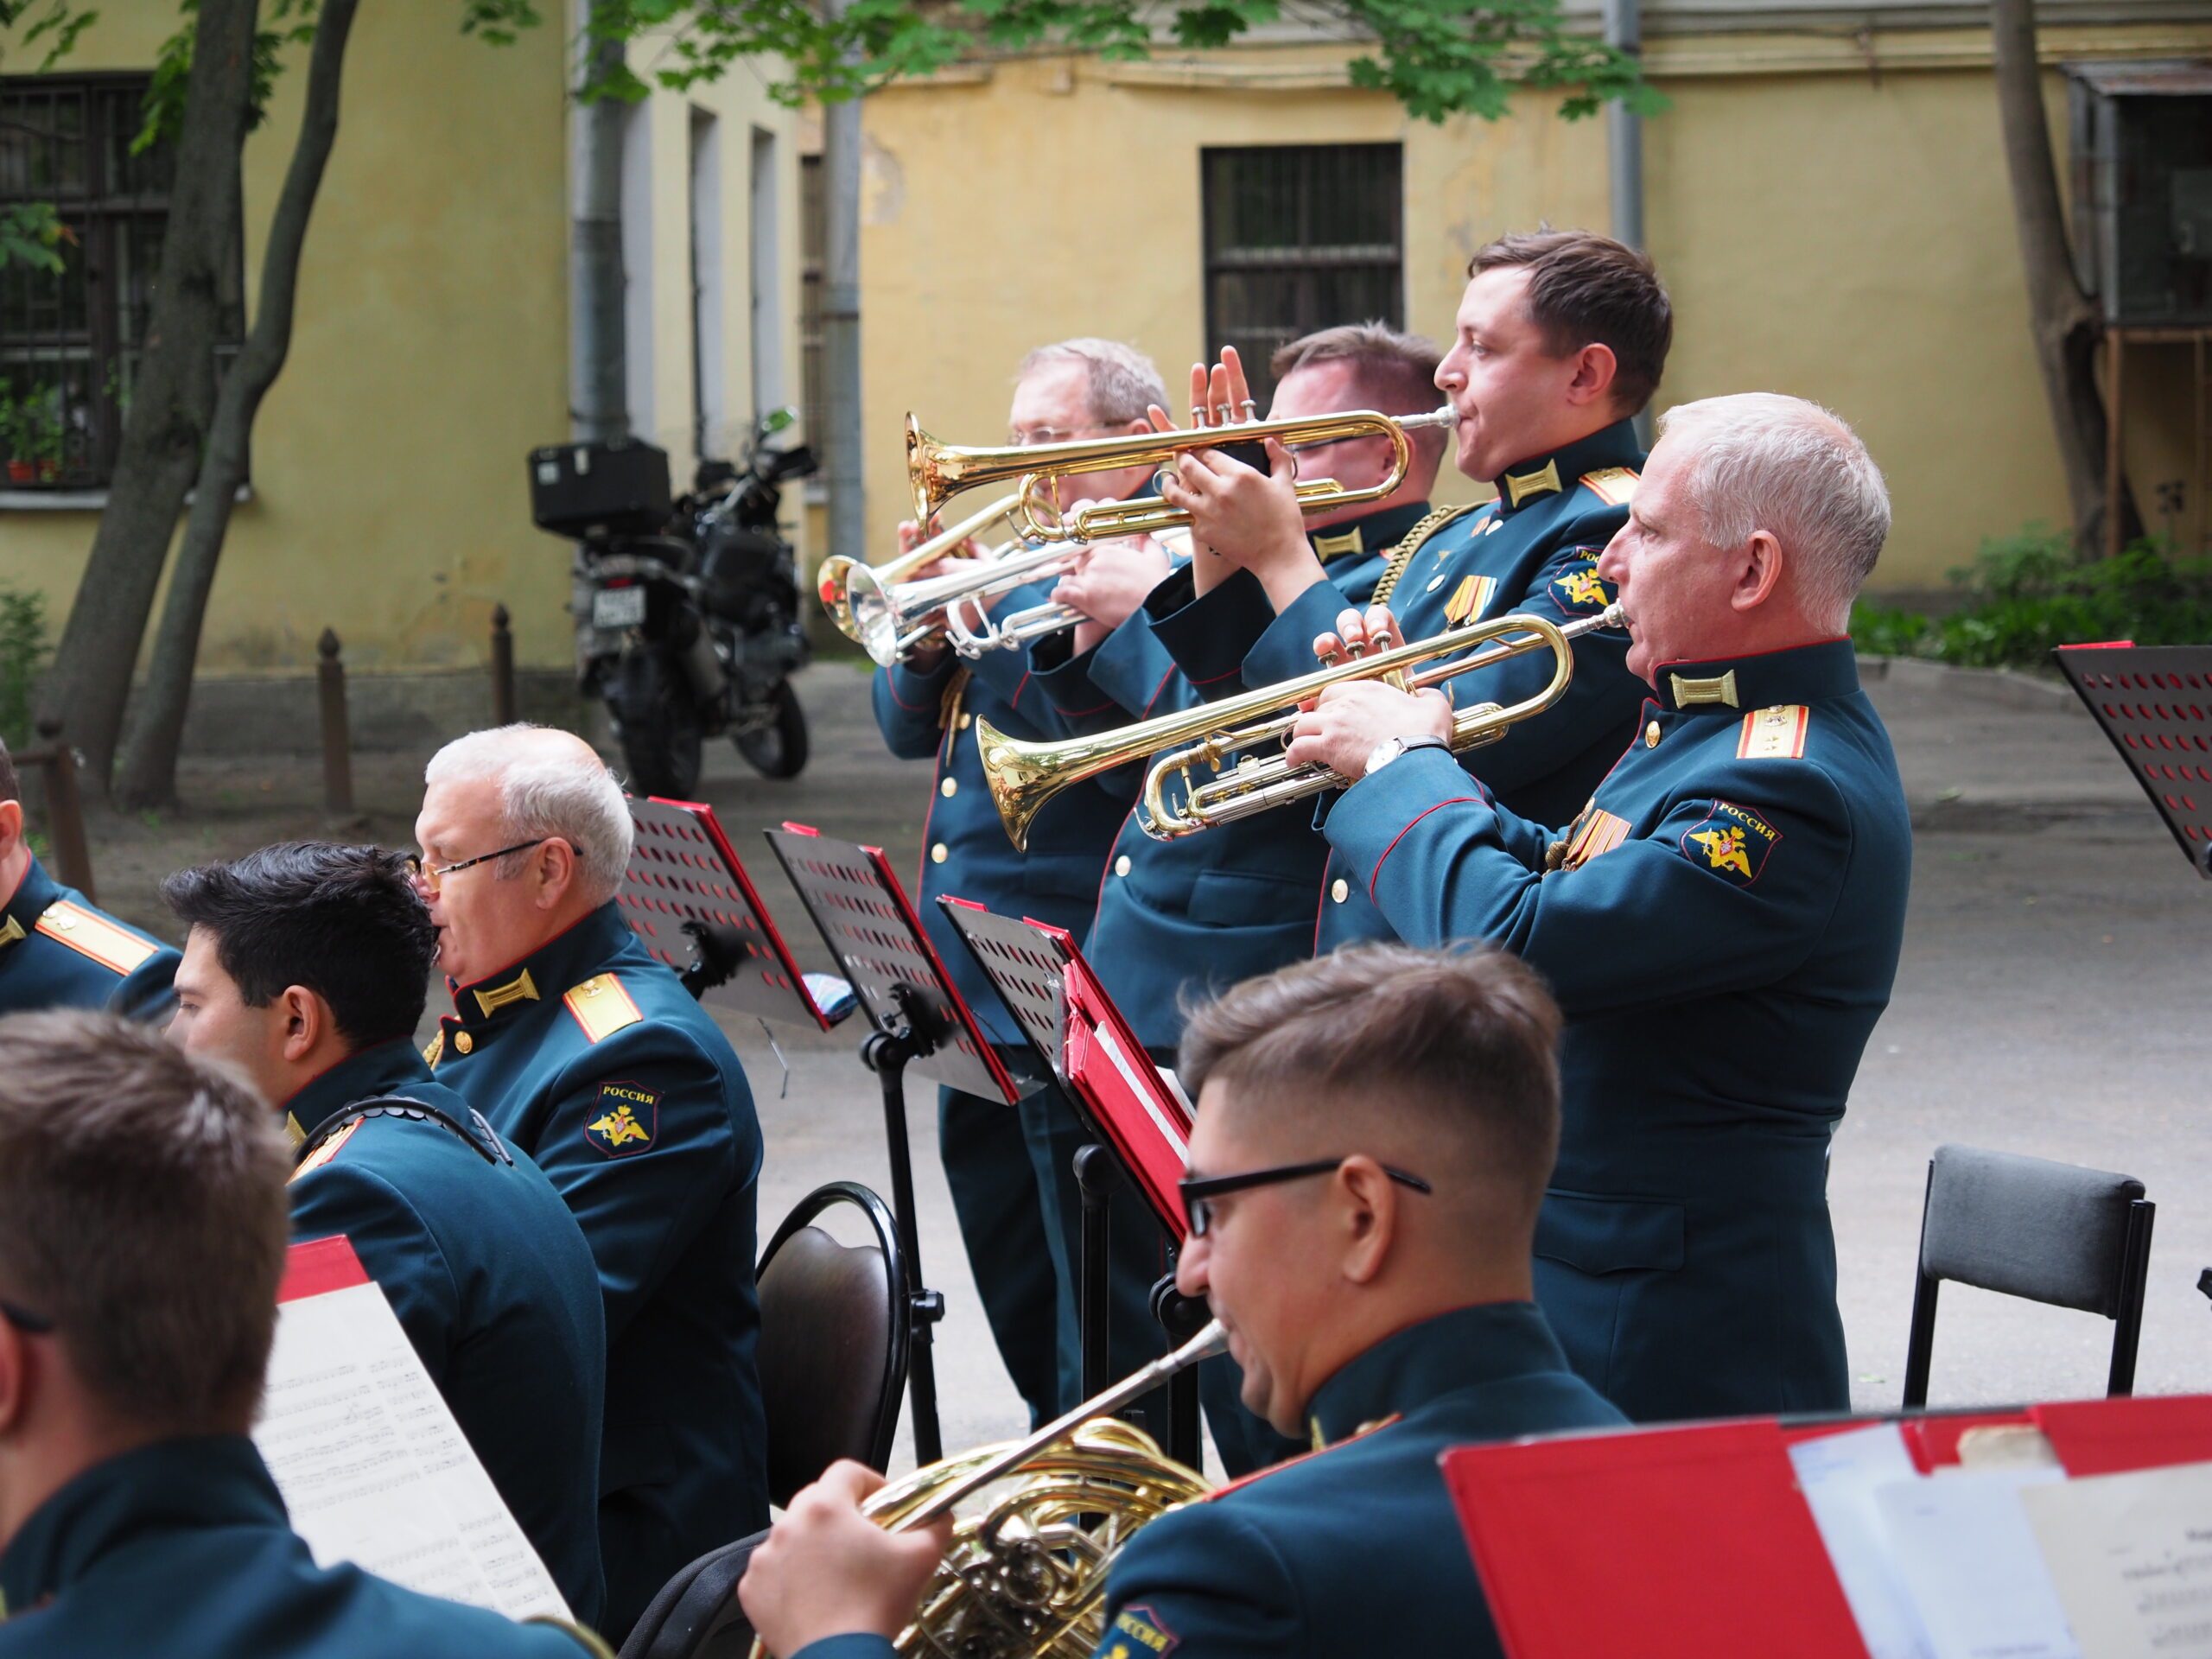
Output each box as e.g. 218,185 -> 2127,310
817,491 -> 1022,645
907,404 -> 1459,543
979,606 -> 1625,849
752,1319 -> 1226,1659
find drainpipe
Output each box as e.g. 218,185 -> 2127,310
821,0 -> 866,573
1604,0 -> 1653,447
571,27 -> 630,442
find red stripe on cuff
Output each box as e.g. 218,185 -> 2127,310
1369,796 -> 1486,904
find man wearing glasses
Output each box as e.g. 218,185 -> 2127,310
738,944 -> 1624,1659
413,723 -> 766,1642
873,338 -> 1173,1433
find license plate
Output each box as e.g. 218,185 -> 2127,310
592,586 -> 646,630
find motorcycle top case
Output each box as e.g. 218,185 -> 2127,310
529,439 -> 673,537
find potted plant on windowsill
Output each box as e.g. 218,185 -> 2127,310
0,390 -> 29,486
2,391 -> 66,486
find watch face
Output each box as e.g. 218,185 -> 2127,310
1363,738 -> 1403,777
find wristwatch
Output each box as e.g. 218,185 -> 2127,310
1361,734 -> 1451,779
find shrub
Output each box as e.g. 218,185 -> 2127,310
0,586 -> 48,748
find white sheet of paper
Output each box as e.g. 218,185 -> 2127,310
1876,1466 -> 2082,1659
2020,1459 -> 2212,1659
1789,1424 -> 1937,1659
256,1277 -> 570,1623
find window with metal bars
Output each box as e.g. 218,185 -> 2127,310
1201,143 -> 1405,410
0,73 -> 243,492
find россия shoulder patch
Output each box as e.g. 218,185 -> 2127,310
585,1081 -> 660,1157
1548,549 -> 1616,616
1107,1605 -> 1177,1656
1679,800 -> 1780,887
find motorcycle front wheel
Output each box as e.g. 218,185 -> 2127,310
611,650 -> 705,798
734,679 -> 809,780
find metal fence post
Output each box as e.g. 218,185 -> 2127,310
490,603 -> 517,727
317,628 -> 354,818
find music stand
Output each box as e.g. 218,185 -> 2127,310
620,798 -> 846,1021
764,824 -> 1020,1464
939,898 -> 1208,1471
2053,643 -> 2212,878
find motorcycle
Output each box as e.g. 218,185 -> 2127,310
531,410 -> 817,798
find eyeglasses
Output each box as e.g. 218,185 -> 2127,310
404,837 -> 578,895
0,1298 -> 53,1335
1179,1158 -> 1431,1238
1007,424 -> 1109,448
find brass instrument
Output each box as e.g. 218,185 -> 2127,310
844,537 -> 1089,668
907,404 -> 1460,543
817,492 -> 1023,649
753,1319 -> 1226,1659
980,606 -> 1625,849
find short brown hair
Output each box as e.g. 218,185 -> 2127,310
1180,944 -> 1562,1226
0,740 -> 17,806
1272,321 -> 1448,465
1469,229 -> 1672,415
0,1012 -> 289,1433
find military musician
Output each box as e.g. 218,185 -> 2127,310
1290,392 -> 1911,1420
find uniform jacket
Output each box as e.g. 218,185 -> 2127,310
788,1300 -> 1624,1659
429,903 -> 766,1630
0,855 -> 176,1020
0,1436 -> 600,1657
285,1039 -> 608,1627
1323,639 -> 1912,1419
967,503 -> 1430,1047
871,577 -> 1125,1046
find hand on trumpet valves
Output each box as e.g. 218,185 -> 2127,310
737,1459 -> 953,1654
1283,607 -> 1450,781
1146,350 -> 1319,605
1051,517 -> 1173,652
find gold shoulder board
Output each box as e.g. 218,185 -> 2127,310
1371,504 -> 1485,605
1579,467 -> 1639,507
423,1030 -> 445,1068
35,900 -> 162,976
563,972 -> 644,1044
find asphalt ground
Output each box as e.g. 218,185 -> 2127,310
77,652 -> 2212,1478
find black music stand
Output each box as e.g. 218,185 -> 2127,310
764,824 -> 1020,1464
2053,643 -> 2212,878
938,897 -> 1207,1472
621,797 -> 848,1022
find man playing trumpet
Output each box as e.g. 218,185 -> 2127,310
739,944 -> 1625,1659
1287,393 -> 1911,1422
1160,230 -> 1666,950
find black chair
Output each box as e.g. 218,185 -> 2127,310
620,1179 -> 910,1659
1902,1144 -> 2155,1408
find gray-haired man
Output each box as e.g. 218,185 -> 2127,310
415,723 -> 765,1639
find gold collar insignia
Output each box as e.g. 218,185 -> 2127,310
0,914 -> 22,950
474,967 -> 540,1019
1669,670 -> 1740,709
1503,458 -> 1562,509
1311,525 -> 1363,562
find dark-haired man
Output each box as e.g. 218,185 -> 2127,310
0,1011 -> 607,1657
739,944 -> 1625,1659
0,739 -> 175,1019
1160,231 -> 1666,950
164,842 -> 607,1626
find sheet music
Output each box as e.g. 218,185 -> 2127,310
255,1278 -> 570,1623
1875,1466 -> 2081,1659
2021,1459 -> 2212,1659
1790,1425 -> 1937,1659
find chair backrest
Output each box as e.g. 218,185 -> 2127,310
1920,1144 -> 2147,1314
616,1528 -> 767,1659
756,1179 -> 909,1508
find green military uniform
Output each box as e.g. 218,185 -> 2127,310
0,855 -> 176,1020
285,1039 -> 608,1625
873,579 -> 1128,1424
428,903 -> 766,1637
1323,640 -> 1912,1417
0,1437 -> 604,1657
787,1300 -> 1624,1659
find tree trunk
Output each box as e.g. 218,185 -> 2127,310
571,31 -> 628,441
1988,0 -> 2140,552
34,0 -> 258,792
116,0 -> 360,810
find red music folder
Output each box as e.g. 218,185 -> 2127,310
1443,1420 -> 1871,1659
2033,1392 -> 2212,1476
938,899 -> 1192,1240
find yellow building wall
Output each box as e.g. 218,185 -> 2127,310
856,22 -> 2212,591
0,3 -> 806,676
